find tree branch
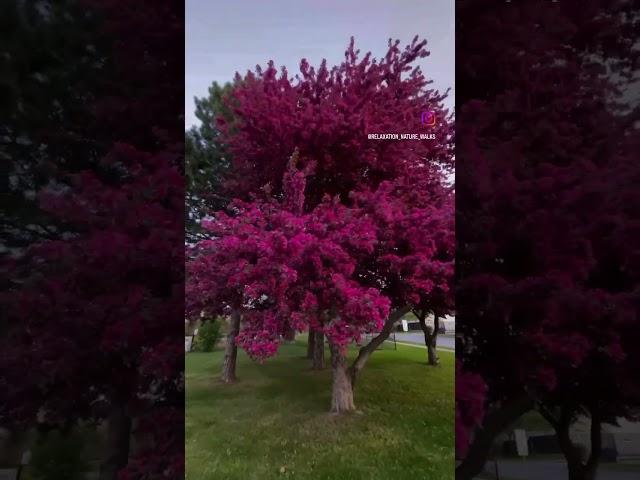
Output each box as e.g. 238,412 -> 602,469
456,393 -> 535,480
348,305 -> 411,384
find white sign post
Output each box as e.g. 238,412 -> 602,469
514,429 -> 529,457
185,336 -> 193,352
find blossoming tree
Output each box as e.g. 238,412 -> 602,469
193,35 -> 455,381
188,147 -> 453,411
455,2 -> 640,479
1,2 -> 185,479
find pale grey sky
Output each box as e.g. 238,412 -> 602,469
186,0 -> 454,127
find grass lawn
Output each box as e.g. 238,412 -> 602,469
511,410 -> 552,432
186,338 -> 454,480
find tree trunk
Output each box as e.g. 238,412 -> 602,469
417,312 -> 440,366
586,410 -> 602,480
557,422 -> 585,480
550,408 -> 601,480
306,329 -> 316,359
456,393 -> 535,480
283,326 -> 296,342
221,309 -> 241,383
349,306 -> 411,385
312,330 -> 324,369
567,463 -> 598,480
330,342 -> 356,413
99,404 -> 131,480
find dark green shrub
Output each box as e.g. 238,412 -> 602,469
194,319 -> 221,352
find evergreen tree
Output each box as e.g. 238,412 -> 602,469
185,82 -> 234,243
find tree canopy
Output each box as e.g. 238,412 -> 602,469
186,36 -> 455,412
455,2 -> 640,478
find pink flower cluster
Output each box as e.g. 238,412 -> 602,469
187,37 -> 455,362
455,361 -> 488,457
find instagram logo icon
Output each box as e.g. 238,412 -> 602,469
421,110 -> 436,127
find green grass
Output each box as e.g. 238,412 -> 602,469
511,410 -> 552,432
186,338 -> 454,480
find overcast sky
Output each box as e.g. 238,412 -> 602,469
186,0 -> 454,128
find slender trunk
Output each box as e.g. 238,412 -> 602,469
99,404 -> 131,480
306,329 -> 316,359
556,419 -> 584,480
586,410 -> 602,480
221,309 -> 241,383
349,306 -> 411,385
417,312 -> 440,366
427,333 -> 438,365
552,408 -> 601,480
568,467 -> 597,480
456,393 -> 535,480
567,460 -> 599,480
429,315 -> 440,365
330,341 -> 355,413
283,326 -> 296,342
312,330 -> 324,369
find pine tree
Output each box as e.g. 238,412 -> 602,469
185,82 -> 234,243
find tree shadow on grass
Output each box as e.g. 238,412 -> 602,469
250,358 -> 331,412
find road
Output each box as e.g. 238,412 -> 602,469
477,459 -> 640,480
391,332 -> 455,350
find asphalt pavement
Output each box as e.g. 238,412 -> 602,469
476,459 -> 640,480
391,332 -> 455,350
